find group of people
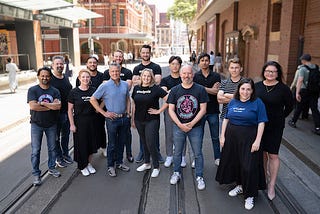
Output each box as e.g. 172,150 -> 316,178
28,47 -> 320,211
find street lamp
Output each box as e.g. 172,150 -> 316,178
88,0 -> 94,54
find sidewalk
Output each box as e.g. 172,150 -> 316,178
0,70 -> 37,91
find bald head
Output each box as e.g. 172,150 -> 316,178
180,65 -> 194,86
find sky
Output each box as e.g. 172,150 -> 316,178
145,0 -> 174,12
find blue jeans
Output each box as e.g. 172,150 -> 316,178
31,123 -> 57,176
55,113 -> 70,161
201,113 -> 221,160
173,124 -> 204,177
106,117 -> 130,167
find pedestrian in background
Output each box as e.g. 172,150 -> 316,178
27,67 -> 62,186
255,61 -> 294,200
68,69 -> 98,176
64,54 -> 73,80
6,57 -> 19,93
132,68 -> 168,178
214,52 -> 222,73
216,78 -> 268,210
209,51 -> 215,71
51,55 -> 73,168
168,65 -> 209,191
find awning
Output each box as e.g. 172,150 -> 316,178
0,0 -> 73,11
43,7 -> 103,21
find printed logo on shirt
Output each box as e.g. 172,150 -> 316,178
232,107 -> 245,113
176,94 -> 198,119
38,94 -> 54,103
136,90 -> 151,94
81,96 -> 91,102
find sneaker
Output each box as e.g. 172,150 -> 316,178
81,168 -> 90,176
87,163 -> 96,174
48,169 -> 61,178
136,163 -> 151,172
56,160 -> 68,168
101,148 -> 107,157
191,160 -> 195,169
107,167 -> 116,177
158,155 -> 165,164
164,156 -> 173,167
245,197 -> 254,210
196,176 -> 205,190
135,154 -> 144,163
117,164 -> 130,172
33,176 -> 42,186
170,172 -> 181,185
312,127 -> 320,135
181,156 -> 187,168
214,158 -> 220,166
151,168 -> 160,178
63,156 -> 73,164
288,120 -> 297,128
127,155 -> 134,163
228,185 -> 243,196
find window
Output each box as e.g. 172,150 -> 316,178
271,2 -> 282,32
112,9 -> 116,26
120,9 -> 125,26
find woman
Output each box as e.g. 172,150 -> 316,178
255,61 -> 294,200
216,78 -> 268,210
132,68 -> 168,178
160,56 -> 187,168
68,69 -> 98,176
214,52 -> 222,73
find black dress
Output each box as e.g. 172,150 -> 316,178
255,81 -> 294,154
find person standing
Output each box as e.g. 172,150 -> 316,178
27,67 -> 62,186
103,49 -> 134,162
288,54 -> 320,135
50,55 -> 73,168
209,51 -> 215,71
64,54 -> 73,79
77,56 -> 107,157
132,69 -> 168,178
255,61 -> 294,200
6,57 -> 19,93
167,65 -> 209,191
214,52 -> 222,73
103,53 -> 109,67
193,53 -> 221,166
216,78 -> 268,210
90,62 -> 131,177
68,69 -> 98,176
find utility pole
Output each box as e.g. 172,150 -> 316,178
88,0 -> 94,55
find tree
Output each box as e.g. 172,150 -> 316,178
167,0 -> 197,56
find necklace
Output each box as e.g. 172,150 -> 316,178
265,84 -> 276,93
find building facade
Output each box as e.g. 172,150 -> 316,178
193,0 -> 320,84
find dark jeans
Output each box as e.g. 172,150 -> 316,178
55,113 -> 70,161
105,117 -> 130,167
201,113 -> 221,160
292,89 -> 320,127
135,119 -> 160,168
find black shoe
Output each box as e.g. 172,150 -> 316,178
135,154 -> 144,163
288,120 -> 297,128
127,155 -> 134,163
312,127 -> 320,135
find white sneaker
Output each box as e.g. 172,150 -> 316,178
86,163 -> 96,174
228,185 -> 243,196
191,160 -> 195,169
181,156 -> 186,168
170,172 -> 181,185
151,168 -> 160,178
81,167 -> 90,176
136,163 -> 151,172
101,148 -> 107,157
245,197 -> 254,210
196,176 -> 205,190
214,158 -> 220,166
164,156 -> 173,168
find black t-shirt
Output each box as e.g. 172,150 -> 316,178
27,85 -> 60,127
167,83 -> 209,127
132,85 -> 167,121
50,74 -> 72,113
103,67 -> 133,81
160,75 -> 182,90
193,70 -> 221,114
68,86 -> 96,117
133,62 -> 162,76
76,71 -> 104,89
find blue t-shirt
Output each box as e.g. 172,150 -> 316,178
226,98 -> 268,126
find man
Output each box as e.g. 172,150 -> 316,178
27,67 -> 62,186
90,62 -> 131,177
6,57 -> 19,93
209,51 -> 215,71
167,65 -> 209,191
132,44 -> 163,162
50,55 -> 73,167
217,57 -> 243,124
289,54 -> 320,135
103,49 -> 134,162
77,56 -> 107,157
193,53 -> 221,166
132,44 -> 162,86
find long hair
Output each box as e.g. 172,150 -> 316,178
261,61 -> 283,83
140,68 -> 156,87
234,78 -> 256,101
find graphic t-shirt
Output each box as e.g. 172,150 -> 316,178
68,86 -> 96,117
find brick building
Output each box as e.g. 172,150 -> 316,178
192,0 -> 320,84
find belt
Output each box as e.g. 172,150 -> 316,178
115,113 -> 126,118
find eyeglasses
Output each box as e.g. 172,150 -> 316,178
265,70 -> 277,74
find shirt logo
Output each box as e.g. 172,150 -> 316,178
176,95 -> 198,119
136,90 -> 151,94
38,94 -> 54,103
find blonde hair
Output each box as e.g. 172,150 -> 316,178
140,68 -> 156,87
78,68 -> 91,79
